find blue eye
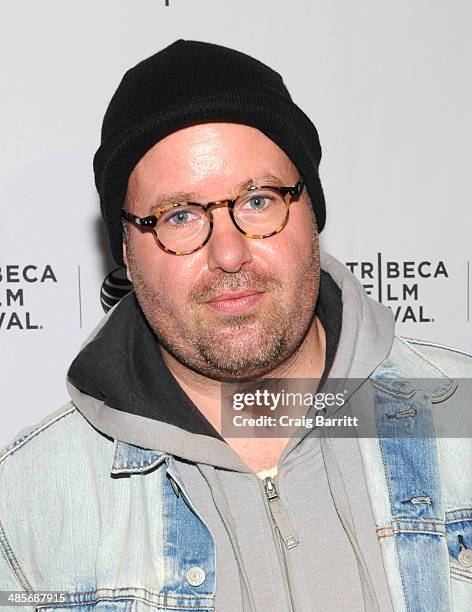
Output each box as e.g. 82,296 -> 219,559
169,210 -> 191,225
160,207 -> 200,227
246,196 -> 269,210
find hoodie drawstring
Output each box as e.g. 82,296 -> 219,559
197,463 -> 257,612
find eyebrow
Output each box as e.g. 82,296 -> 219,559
144,174 -> 287,216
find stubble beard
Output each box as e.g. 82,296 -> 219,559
126,227 -> 320,381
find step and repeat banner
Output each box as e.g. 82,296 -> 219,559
1,0 -> 471,447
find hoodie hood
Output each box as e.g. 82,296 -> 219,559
322,252 -> 394,379
67,251 -> 394,467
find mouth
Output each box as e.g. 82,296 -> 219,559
205,290 -> 265,315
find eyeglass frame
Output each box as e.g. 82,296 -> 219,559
121,175 -> 305,255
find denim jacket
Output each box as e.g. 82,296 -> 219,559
1,335 -> 471,611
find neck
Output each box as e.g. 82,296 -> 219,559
160,315 -> 326,435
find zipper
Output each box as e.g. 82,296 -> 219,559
262,475 -> 299,611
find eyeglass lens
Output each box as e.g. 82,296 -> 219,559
155,188 -> 288,252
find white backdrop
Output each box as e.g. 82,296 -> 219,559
1,0 -> 471,447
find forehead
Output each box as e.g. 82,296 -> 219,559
129,123 -> 297,187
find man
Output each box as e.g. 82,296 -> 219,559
1,40 -> 471,612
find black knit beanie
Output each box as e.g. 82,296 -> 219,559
93,39 -> 326,266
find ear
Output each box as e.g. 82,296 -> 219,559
122,242 -> 132,283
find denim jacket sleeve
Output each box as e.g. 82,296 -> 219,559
0,538 -> 26,594
0,475 -> 30,610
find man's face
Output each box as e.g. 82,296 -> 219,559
124,123 -> 321,381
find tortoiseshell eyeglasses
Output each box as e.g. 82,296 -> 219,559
121,176 -> 304,255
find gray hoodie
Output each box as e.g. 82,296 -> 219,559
66,251 -> 396,611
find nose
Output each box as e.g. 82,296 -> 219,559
205,206 -> 253,273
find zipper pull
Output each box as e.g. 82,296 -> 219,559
264,476 -> 300,550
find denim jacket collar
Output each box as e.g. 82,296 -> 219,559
110,438 -> 167,475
